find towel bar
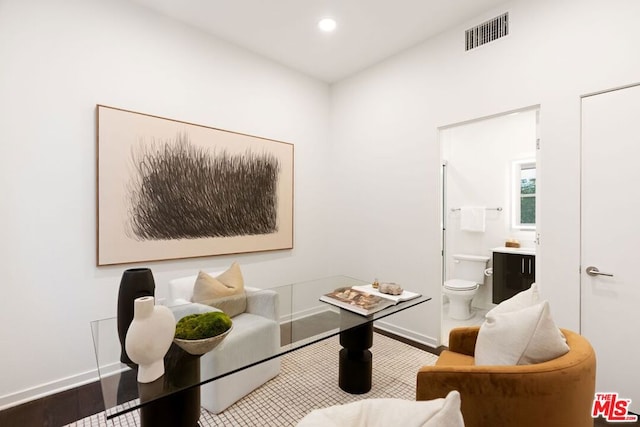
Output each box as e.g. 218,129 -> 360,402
450,207 -> 502,212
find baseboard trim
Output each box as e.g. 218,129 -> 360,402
0,368 -> 100,412
279,304 -> 328,325
374,319 -> 440,349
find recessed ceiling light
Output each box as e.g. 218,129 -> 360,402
318,18 -> 337,33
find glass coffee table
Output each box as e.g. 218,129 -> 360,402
91,275 -> 431,426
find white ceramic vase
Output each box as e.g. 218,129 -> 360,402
125,296 -> 175,383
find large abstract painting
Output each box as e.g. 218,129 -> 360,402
97,105 -> 294,266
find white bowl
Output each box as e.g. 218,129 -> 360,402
173,325 -> 233,355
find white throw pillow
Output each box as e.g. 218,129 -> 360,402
475,300 -> 569,365
296,391 -> 464,427
486,283 -> 539,317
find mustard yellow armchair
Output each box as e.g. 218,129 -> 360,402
417,327 -> 596,427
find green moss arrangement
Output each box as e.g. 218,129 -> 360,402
175,311 -> 232,340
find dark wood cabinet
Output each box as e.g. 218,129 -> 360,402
492,252 -> 536,304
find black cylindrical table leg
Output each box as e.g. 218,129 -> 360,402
138,344 -> 201,427
338,322 -> 374,394
139,386 -> 200,427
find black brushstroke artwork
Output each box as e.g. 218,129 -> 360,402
126,132 -> 280,241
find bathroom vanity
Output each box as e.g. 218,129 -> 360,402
491,246 -> 535,304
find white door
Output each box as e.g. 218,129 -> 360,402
581,83 -> 640,413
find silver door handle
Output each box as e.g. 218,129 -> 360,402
586,266 -> 614,277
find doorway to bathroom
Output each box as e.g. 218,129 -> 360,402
439,107 -> 539,345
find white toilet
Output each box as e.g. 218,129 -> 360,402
443,254 -> 490,320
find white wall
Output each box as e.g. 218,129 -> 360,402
329,0 -> 640,345
2,0 -> 639,410
442,110 -> 537,308
0,0 -> 331,408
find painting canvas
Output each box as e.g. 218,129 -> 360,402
97,105 -> 294,266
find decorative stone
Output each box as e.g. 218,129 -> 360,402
379,282 -> 403,295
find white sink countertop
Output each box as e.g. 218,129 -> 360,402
492,246 -> 536,256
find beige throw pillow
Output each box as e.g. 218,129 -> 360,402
475,300 -> 569,366
191,262 -> 246,317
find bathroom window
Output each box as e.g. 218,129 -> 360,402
512,159 -> 536,230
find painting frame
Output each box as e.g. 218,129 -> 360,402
96,105 -> 294,266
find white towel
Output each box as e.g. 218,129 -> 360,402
460,206 -> 486,232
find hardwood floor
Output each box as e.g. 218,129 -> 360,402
0,380 -> 105,427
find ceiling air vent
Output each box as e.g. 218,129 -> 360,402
465,12 -> 509,51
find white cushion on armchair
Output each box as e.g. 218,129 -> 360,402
297,391 -> 464,427
168,271 -> 281,414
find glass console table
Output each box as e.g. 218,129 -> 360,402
91,275 -> 431,425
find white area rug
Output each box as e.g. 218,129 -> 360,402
68,333 -> 438,427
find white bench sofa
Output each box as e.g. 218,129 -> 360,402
168,273 -> 281,414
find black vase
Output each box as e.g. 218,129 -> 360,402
117,268 -> 155,364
